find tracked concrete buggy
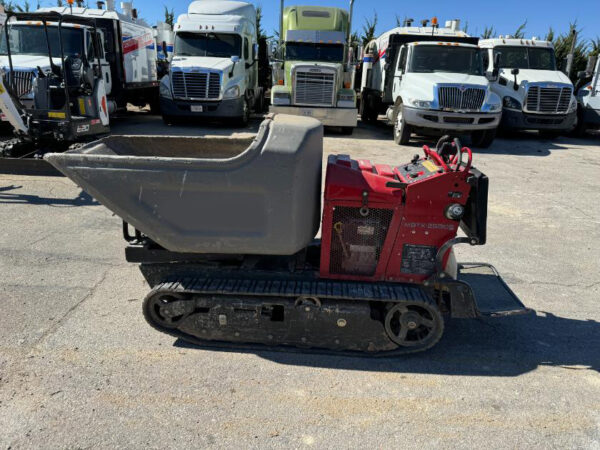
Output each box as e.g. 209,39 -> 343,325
46,114 -> 529,355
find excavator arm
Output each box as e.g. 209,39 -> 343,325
0,73 -> 29,136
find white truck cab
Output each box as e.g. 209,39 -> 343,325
159,0 -> 262,126
480,38 -> 577,136
575,56 -> 600,134
361,21 -> 501,147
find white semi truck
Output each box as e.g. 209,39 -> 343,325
360,19 -> 502,147
159,0 -> 264,126
574,56 -> 600,135
0,1 -> 161,120
480,38 -> 577,137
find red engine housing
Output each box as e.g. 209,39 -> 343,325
319,149 -> 474,284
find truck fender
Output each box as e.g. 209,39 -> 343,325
391,96 -> 403,117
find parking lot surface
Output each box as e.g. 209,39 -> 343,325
0,112 -> 599,448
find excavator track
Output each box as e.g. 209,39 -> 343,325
142,277 -> 445,356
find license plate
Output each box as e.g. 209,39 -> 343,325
301,109 -> 313,116
191,105 -> 203,112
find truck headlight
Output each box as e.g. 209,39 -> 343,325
503,96 -> 522,110
568,96 -> 577,113
159,79 -> 172,99
272,92 -> 291,106
223,85 -> 240,99
487,102 -> 502,112
408,98 -> 432,109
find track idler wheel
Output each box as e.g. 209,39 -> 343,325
143,291 -> 193,330
384,302 -> 444,350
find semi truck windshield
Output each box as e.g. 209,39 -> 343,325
175,33 -> 242,58
493,47 -> 556,70
409,46 -> 483,75
0,25 -> 84,57
285,42 -> 344,63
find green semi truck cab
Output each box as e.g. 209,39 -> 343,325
270,4 -> 357,134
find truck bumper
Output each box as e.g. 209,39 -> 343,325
402,106 -> 500,131
501,108 -> 577,131
583,107 -> 600,126
269,106 -> 357,127
160,96 -> 244,118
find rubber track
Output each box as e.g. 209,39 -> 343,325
143,277 -> 445,357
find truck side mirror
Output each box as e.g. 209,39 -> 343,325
230,55 -> 240,77
511,68 -> 519,91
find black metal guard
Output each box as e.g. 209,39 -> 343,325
4,11 -> 103,123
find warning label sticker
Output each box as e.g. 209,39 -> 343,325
401,244 -> 437,275
422,160 -> 438,172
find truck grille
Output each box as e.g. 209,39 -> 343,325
171,71 -> 221,100
525,86 -> 572,113
438,86 -> 486,111
3,70 -> 35,98
293,70 -> 335,106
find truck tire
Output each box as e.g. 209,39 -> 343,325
571,106 -> 587,137
393,103 -> 411,145
235,97 -> 250,127
360,94 -> 378,123
471,129 -> 496,148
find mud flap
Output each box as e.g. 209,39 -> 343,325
457,263 -> 532,317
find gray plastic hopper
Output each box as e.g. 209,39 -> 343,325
45,114 -> 323,255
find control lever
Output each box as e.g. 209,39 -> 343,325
435,134 -> 457,164
333,222 -> 351,259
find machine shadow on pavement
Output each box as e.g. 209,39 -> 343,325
174,309 -> 599,377
0,185 -> 98,207
477,132 -> 584,156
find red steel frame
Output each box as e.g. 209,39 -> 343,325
319,150 -> 473,284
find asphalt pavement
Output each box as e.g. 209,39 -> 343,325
0,112 -> 598,448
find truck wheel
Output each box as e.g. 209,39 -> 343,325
571,107 -> 587,137
471,129 -> 496,148
360,95 -> 378,123
235,97 -> 250,127
360,96 -> 372,123
341,127 -> 354,135
393,103 -> 411,145
254,93 -> 265,114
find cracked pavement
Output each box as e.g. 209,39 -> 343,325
0,114 -> 599,449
